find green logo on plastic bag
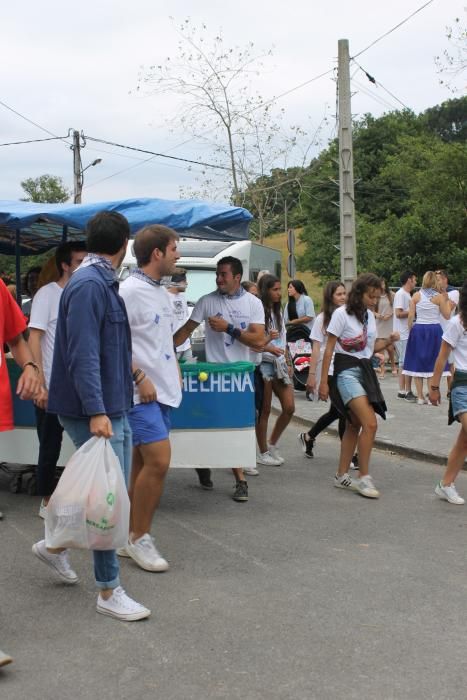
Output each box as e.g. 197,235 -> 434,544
106,492 -> 115,506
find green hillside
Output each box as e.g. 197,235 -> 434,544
262,230 -> 322,307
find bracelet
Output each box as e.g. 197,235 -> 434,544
430,386 -> 440,390
132,368 -> 143,381
226,323 -> 241,340
135,372 -> 146,386
23,361 -> 40,374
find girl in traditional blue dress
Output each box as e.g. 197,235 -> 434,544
403,271 -> 451,405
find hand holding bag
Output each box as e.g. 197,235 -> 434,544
45,436 -> 130,550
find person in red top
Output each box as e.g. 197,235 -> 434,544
0,277 -> 41,669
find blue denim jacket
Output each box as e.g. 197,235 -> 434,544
48,264 -> 133,418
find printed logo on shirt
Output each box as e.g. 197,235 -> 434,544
154,314 -> 160,324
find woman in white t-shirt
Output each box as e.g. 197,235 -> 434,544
299,281 -> 347,458
319,273 -> 399,499
255,274 -> 294,467
428,281 -> 467,505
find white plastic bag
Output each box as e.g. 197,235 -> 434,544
45,436 -> 130,550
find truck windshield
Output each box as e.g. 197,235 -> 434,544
185,268 -> 216,304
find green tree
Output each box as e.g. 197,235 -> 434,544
296,99 -> 467,284
20,174 -> 70,203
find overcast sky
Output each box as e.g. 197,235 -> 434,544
0,0 -> 463,205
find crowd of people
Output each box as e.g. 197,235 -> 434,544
0,211 -> 466,664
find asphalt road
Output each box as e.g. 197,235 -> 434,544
1,425 -> 467,700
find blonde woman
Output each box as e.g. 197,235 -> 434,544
403,271 -> 451,405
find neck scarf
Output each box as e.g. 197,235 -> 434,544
131,268 -> 163,287
81,253 -> 114,273
220,286 -> 246,301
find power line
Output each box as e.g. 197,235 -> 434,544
0,136 -> 69,147
351,59 -> 410,110
84,135 -> 231,171
0,98 -> 72,146
351,0 -> 436,59
352,79 -> 401,112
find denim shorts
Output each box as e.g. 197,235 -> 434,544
451,386 -> 467,418
259,360 -> 292,385
336,366 -> 367,406
128,402 -> 171,445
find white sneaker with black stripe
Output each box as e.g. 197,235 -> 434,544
334,472 -> 356,491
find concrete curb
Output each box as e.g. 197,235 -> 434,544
273,407 -> 448,466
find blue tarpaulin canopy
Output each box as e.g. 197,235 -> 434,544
0,197 -> 252,255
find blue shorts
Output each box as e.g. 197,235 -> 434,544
451,386 -> 467,418
128,402 -> 171,445
337,367 -> 366,406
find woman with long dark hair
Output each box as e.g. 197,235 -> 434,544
299,281 -> 347,457
284,280 -> 315,334
255,274 -> 295,467
319,273 -> 399,499
429,280 -> 467,505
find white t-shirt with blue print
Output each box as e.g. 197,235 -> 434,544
120,275 -> 182,408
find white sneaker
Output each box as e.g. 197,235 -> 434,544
268,444 -> 284,464
334,472 -> 356,491
0,650 -> 13,667
244,466 -> 259,476
32,539 -> 79,584
353,475 -> 380,499
257,451 -> 282,466
435,481 -> 465,505
96,586 -> 151,621
116,546 -> 130,557
38,499 -> 47,520
126,534 -> 169,572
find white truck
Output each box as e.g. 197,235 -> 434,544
120,238 -> 282,359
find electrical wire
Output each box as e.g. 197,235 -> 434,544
351,59 -> 410,110
0,98 -> 72,146
0,136 -> 69,147
84,135 -> 231,171
351,0 -> 436,59
352,79 -> 401,112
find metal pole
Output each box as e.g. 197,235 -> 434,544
337,39 -> 357,290
72,130 -> 82,204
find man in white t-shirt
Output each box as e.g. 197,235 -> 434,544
28,242 -> 87,515
393,270 -> 417,401
119,225 -> 182,572
173,256 -> 265,502
167,269 -> 195,363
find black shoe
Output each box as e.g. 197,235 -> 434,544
404,391 -> 417,402
196,468 -> 213,490
397,391 -> 406,399
298,433 -> 314,458
233,480 -> 248,502
350,453 -> 359,470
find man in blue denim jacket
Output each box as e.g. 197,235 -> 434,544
33,211 -> 151,622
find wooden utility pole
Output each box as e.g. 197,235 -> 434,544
337,39 -> 357,289
72,130 -> 82,204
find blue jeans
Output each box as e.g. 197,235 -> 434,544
58,414 -> 132,590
